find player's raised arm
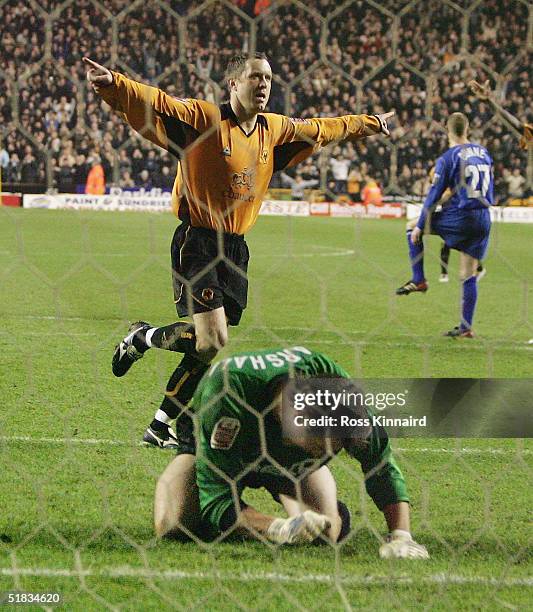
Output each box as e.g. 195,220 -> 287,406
82,56 -> 213,152
308,110 -> 394,141
278,111 -> 394,150
469,79 -> 523,131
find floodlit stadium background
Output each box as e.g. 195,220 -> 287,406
0,0 -> 532,610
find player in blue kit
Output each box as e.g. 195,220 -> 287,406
396,113 -> 494,338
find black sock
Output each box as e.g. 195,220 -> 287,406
440,243 -> 450,275
151,353 -> 209,424
148,322 -> 197,354
150,419 -> 169,432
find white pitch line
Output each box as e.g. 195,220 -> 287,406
0,248 -> 355,259
0,435 -> 530,455
257,249 -> 355,258
394,447 -> 532,455
8,335 -> 533,351
0,435 -> 137,447
5,320 -> 533,349
0,567 -> 531,587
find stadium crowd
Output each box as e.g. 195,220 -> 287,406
0,0 -> 530,201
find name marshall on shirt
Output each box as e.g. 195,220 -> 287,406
293,414 -> 427,428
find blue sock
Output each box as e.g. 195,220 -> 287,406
461,276 -> 477,330
407,230 -> 425,283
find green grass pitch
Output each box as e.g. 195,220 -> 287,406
0,207 -> 531,610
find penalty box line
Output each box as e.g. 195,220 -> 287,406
0,567 -> 531,587
0,435 -> 530,455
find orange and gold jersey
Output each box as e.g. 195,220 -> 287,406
520,123 -> 533,149
98,72 -> 381,234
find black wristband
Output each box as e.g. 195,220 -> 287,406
373,114 -> 386,133
219,501 -> 249,532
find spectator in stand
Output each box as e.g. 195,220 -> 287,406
0,0 -> 530,193
145,150 -> 160,176
156,165 -> 175,191
138,169 -> 153,190
56,157 -> 77,193
347,168 -> 362,202
412,170 -> 430,198
131,148 -> 145,180
361,176 -> 383,206
196,54 -> 213,80
254,0 -> 270,15
118,149 -> 132,178
280,172 -> 319,201
20,148 -> 41,192
329,146 -> 351,195
121,170 -> 136,189
504,168 -> 526,199
85,155 -> 105,195
5,153 -> 20,185
0,147 -> 9,172
74,154 -> 89,189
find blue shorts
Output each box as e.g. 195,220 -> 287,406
430,208 -> 491,260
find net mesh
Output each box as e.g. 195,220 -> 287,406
0,0 -> 531,609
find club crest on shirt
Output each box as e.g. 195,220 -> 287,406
210,417 -> 241,450
201,288 -> 214,301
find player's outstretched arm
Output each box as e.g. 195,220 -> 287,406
285,110 -> 394,151
82,56 -> 212,152
379,502 -> 429,559
468,80 -> 522,131
83,56 -> 170,149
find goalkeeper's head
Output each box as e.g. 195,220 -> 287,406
270,374 -> 373,459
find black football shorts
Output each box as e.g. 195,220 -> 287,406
171,223 -> 249,326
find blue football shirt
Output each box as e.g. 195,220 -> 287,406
417,143 -> 494,230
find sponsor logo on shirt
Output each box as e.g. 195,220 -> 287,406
210,417 -> 241,450
223,167 -> 256,202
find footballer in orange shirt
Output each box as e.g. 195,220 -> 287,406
84,54 -> 394,450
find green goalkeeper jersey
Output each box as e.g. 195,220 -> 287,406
192,346 -> 409,532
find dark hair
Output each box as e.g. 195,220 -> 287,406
225,52 -> 269,83
447,112 -> 469,137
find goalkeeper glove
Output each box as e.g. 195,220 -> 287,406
379,529 -> 429,559
267,511 -> 330,544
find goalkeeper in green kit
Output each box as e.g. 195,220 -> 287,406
154,346 -> 429,559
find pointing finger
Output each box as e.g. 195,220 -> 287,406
82,57 -> 103,71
